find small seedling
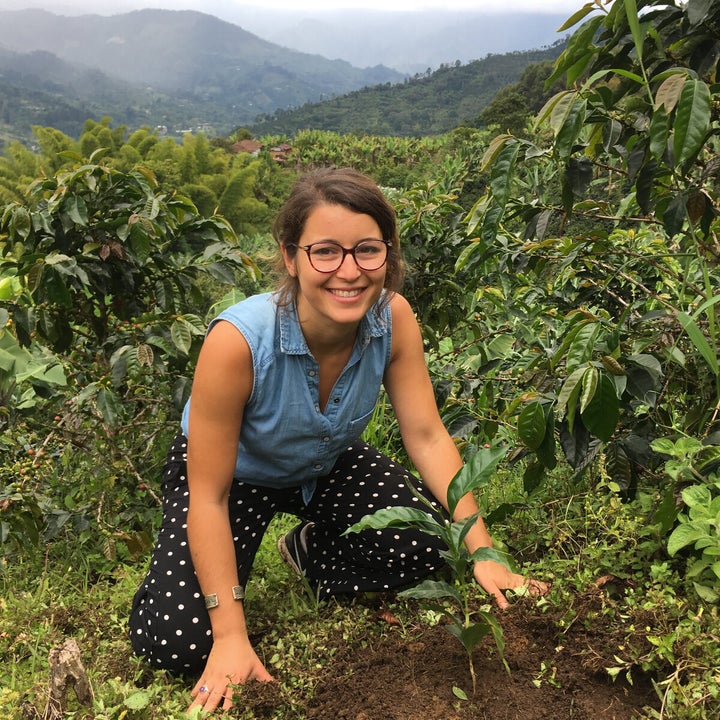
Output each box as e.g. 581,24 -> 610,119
346,445 -> 512,694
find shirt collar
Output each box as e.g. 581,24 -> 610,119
278,293 -> 390,356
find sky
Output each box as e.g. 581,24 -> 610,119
0,0 -> 587,13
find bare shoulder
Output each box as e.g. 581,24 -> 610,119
389,292 -> 419,334
194,320 -> 253,398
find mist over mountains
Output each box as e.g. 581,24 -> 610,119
0,4 -> 570,144
0,1 -> 570,74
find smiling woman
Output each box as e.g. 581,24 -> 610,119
128,167 -> 547,714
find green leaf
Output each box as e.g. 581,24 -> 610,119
687,0 -> 714,25
677,311 -> 719,376
565,157 -> 593,196
96,387 -> 122,427
517,401 -> 547,452
447,446 -> 506,517
555,98 -> 587,159
557,4 -> 597,32
170,318 -> 193,355
452,686 -> 468,701
623,0 -> 644,61
65,195 -> 88,226
344,507 -> 445,540
398,579 -> 462,604
673,79 -> 712,168
581,373 -> 620,442
480,134 -> 514,172
469,546 -> 514,570
579,366 -> 599,415
566,322 -> 600,375
667,523 -> 707,556
535,406 -> 557,470
124,690 -> 151,710
681,484 -> 712,508
662,193 -> 686,238
451,621 -> 492,654
693,582 -> 720,603
534,91 -> 574,131
489,141 -> 521,208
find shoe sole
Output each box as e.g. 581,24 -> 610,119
277,533 -> 304,577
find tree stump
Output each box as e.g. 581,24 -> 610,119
43,638 -> 93,720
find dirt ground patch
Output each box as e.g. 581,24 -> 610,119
305,613 -> 657,719
241,590 -> 660,720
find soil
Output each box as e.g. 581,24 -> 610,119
243,583 -> 661,720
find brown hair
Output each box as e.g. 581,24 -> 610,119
272,167 -> 404,306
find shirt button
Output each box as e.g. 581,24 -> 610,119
333,397 -> 340,403
315,405 -> 321,413
322,436 -> 330,442
308,370 -> 316,377
313,464 -> 322,471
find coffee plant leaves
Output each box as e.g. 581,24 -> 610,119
566,322 -> 600,375
534,406 -> 557,470
446,446 -> 507,518
517,401 -> 546,451
446,619 -> 492,655
581,372 -> 620,442
399,579 -> 463,605
559,417 -> 591,470
673,79 -> 712,169
677,311 -> 719,376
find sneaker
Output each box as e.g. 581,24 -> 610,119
277,522 -> 314,577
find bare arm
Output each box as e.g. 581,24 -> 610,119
186,320 -> 272,712
383,295 -> 546,607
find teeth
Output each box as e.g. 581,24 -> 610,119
332,289 -> 362,297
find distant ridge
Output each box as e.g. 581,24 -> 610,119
250,44 -> 565,138
0,8 -> 401,141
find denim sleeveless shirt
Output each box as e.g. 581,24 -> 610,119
181,291 -> 392,502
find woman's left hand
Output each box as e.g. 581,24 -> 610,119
473,560 -> 549,610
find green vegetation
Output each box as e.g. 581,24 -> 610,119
250,44 -> 565,137
1,0 -> 720,717
347,446 -> 510,696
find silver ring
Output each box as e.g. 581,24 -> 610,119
199,685 -> 209,694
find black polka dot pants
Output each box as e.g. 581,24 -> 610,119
129,435 -> 447,673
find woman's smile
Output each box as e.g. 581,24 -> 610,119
286,203 -> 387,332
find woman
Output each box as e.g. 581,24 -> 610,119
129,167 -> 547,713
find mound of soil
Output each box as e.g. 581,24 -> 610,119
305,610 -> 656,720
245,587 -> 660,720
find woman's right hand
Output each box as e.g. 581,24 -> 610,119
188,635 -> 274,714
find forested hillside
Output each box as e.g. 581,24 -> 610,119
250,43 -> 565,137
0,8 -> 400,144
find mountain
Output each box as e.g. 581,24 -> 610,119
0,1 -> 573,76
250,44 -> 565,138
0,8 -> 402,141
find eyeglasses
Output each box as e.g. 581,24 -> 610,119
291,239 -> 390,273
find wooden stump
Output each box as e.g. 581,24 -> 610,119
43,639 -> 93,720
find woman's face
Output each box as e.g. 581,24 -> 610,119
282,203 -> 387,333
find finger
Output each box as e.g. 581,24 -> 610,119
255,667 -> 275,683
190,680 -> 207,700
493,589 -> 510,610
189,686 -> 212,712
222,687 -> 235,712
527,578 -> 550,596
482,580 -> 510,610
204,688 -> 226,713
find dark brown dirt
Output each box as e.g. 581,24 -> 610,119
304,613 -> 657,720
242,585 -> 660,720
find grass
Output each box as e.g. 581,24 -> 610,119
0,512 -> 402,720
2,460 -> 720,719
